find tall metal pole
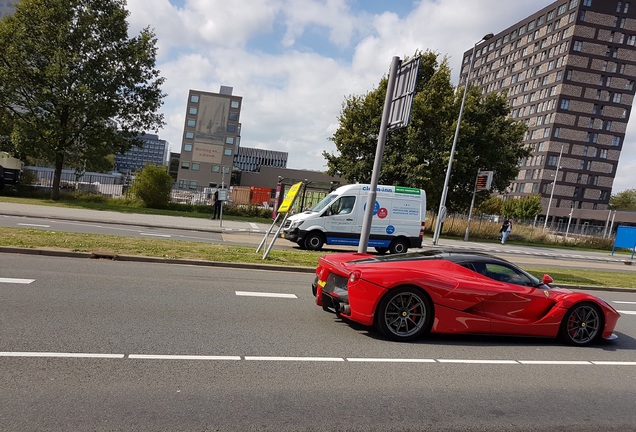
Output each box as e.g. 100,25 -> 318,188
543,144 -> 564,231
358,56 -> 401,253
433,33 -> 493,245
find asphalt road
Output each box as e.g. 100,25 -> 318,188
1,254 -> 635,431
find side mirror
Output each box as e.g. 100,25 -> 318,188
542,274 -> 553,285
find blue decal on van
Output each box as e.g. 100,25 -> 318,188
363,201 -> 380,216
386,225 -> 395,234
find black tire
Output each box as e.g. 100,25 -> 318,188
389,238 -> 409,254
304,232 -> 324,251
376,286 -> 432,342
375,247 -> 389,255
559,302 -> 603,346
297,241 -> 307,250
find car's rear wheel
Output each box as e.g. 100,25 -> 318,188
559,302 -> 603,346
376,286 -> 432,342
389,238 -> 409,254
304,232 -> 325,251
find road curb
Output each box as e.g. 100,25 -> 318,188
0,246 -> 316,274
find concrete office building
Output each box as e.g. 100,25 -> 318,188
462,0 -> 636,218
114,134 -> 169,174
234,147 -> 288,172
176,87 -> 242,190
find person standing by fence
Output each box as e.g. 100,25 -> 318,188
212,190 -> 221,219
500,218 -> 512,244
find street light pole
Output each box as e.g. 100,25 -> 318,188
433,33 -> 493,245
543,144 -> 564,231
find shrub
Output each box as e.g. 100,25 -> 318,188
129,165 -> 174,208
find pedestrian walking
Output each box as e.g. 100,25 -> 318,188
500,218 -> 512,244
212,190 -> 221,219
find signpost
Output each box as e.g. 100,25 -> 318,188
257,181 -> 304,259
464,170 -> 493,241
358,55 -> 420,254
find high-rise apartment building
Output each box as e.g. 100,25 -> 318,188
462,0 -> 636,217
176,87 -> 242,190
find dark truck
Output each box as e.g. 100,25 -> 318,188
0,152 -> 23,191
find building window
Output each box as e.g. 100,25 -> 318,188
552,127 -> 559,137
181,162 -> 190,169
579,10 -> 586,21
625,2 -> 630,13
548,155 -> 558,166
189,107 -> 198,115
227,125 -> 237,133
573,40 -> 583,51
583,0 -> 592,5
224,149 -> 232,156
229,112 -> 239,121
600,149 -> 608,159
189,181 -> 197,190
612,136 -> 621,146
225,137 -> 234,145
613,93 -> 623,103
560,99 -> 570,110
191,163 -> 200,171
628,35 -> 636,46
211,165 -> 220,173
605,120 -> 613,130
184,144 -> 192,152
230,100 -> 240,109
187,119 -> 196,127
185,132 -> 194,139
190,95 -> 199,103
617,1 -> 623,12
178,180 -> 188,188
558,4 -> 567,14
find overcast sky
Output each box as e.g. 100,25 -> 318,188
125,0 -> 634,193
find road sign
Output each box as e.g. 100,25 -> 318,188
388,56 -> 421,131
476,171 -> 494,191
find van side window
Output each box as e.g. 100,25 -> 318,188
328,196 -> 356,215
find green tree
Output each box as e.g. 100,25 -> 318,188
477,196 -> 503,215
0,0 -> 165,200
129,164 -> 173,208
501,194 -> 542,220
324,51 -> 528,213
609,189 -> 636,210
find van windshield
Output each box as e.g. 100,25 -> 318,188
311,193 -> 338,212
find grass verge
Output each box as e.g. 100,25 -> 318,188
0,226 -> 634,289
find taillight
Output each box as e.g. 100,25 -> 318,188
419,221 -> 426,237
349,270 -> 361,284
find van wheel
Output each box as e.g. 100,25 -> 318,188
297,241 -> 307,250
304,232 -> 324,251
389,238 -> 409,254
375,247 -> 389,255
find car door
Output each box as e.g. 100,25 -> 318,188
470,261 -> 558,334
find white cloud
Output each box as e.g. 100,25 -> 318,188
124,0 -> 634,193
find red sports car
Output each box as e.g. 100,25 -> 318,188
312,250 -> 620,346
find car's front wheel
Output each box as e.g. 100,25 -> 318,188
376,286 -> 432,342
559,302 -> 603,346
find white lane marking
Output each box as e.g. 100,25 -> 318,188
347,358 -> 436,363
617,310 -> 636,315
245,356 -> 344,362
129,354 -> 241,361
518,360 -> 591,365
0,352 -> 634,366
614,301 -> 636,305
0,352 -> 123,358
437,359 -> 519,364
0,278 -> 35,284
17,223 -> 50,228
140,232 -> 171,238
249,223 -> 259,230
235,291 -> 297,299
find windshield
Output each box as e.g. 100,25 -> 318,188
311,193 -> 338,212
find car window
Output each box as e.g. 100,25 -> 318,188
482,263 -> 535,286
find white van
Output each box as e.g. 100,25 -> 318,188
280,184 -> 426,254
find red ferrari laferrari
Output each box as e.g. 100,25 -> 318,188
312,250 -> 620,346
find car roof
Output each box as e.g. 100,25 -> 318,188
351,249 -> 512,265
